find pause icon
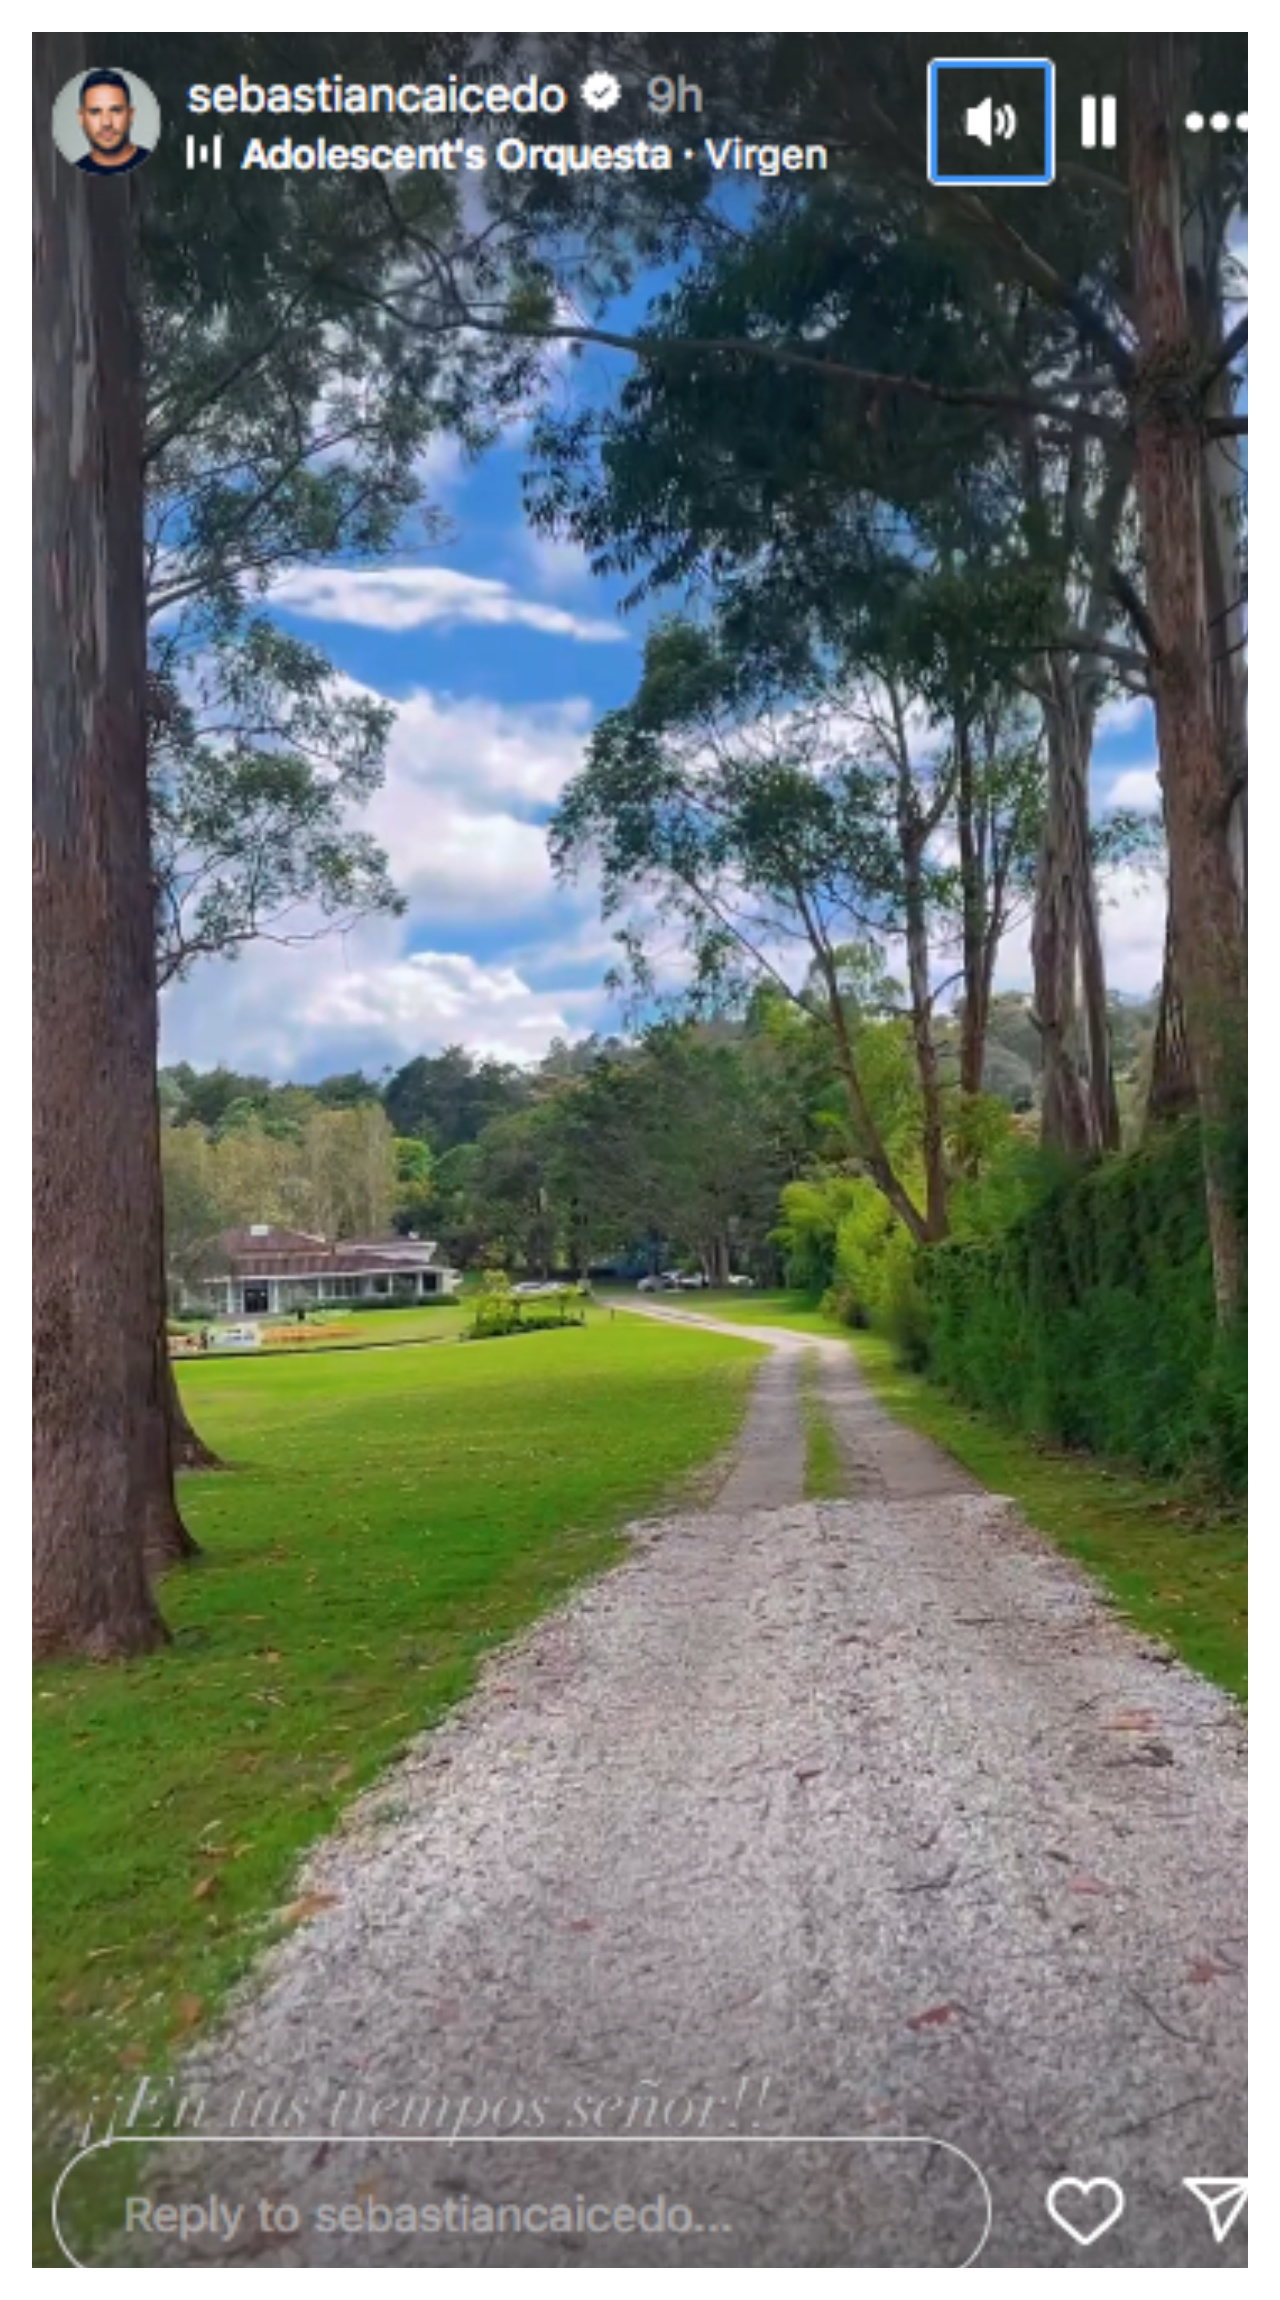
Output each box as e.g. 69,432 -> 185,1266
1081,95 -> 1117,148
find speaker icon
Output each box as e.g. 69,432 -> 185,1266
928,57 -> 1054,186
965,96 -> 1017,145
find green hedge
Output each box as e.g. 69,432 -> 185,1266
914,1123 -> 1246,1493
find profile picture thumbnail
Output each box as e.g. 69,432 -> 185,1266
51,67 -> 161,177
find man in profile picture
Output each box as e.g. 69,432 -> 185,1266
76,70 -> 151,174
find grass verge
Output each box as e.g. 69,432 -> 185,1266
34,1311 -> 760,2263
849,1329 -> 1247,1704
799,1351 -> 847,1499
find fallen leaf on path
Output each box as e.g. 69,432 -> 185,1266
907,2002 -> 965,2031
281,1892 -> 341,1927
567,1918 -> 596,1933
1068,1874 -> 1111,1896
794,1766 -> 824,1783
1187,1956 -> 1233,1984
192,1874 -> 219,1901
1103,1710 -> 1160,1732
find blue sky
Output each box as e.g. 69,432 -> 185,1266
159,362 -> 1165,1086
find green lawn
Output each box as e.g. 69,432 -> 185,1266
34,1311 -> 760,2262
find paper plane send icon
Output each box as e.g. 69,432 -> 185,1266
1183,2178 -> 1248,2243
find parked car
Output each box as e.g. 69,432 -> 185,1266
726,1274 -> 755,1288
636,1275 -> 661,1292
513,1280 -> 560,1297
677,1274 -> 709,1289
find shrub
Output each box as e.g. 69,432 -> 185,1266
914,1121 -> 1245,1493
827,1178 -> 919,1334
468,1272 -> 585,1341
774,1175 -> 861,1295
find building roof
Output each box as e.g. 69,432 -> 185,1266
215,1226 -> 446,1277
220,1225 -> 327,1256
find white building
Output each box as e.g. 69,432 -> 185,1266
183,1224 -> 461,1318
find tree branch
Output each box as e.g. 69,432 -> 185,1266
1201,312 -> 1247,390
144,303 -> 305,467
1052,629 -> 1151,680
1107,565 -> 1160,665
324,271 -> 1125,438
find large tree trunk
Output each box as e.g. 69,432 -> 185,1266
957,714 -> 1029,1109
34,35 -> 172,1656
165,1331 -> 223,1474
1183,178 -> 1248,915
954,720 -> 989,1099
1031,671 -> 1093,1155
145,1334 -> 200,1570
1145,177 -> 1248,1138
1032,664 -> 1119,1156
1147,910 -> 1197,1122
1075,816 -> 1121,1154
1129,35 -> 1247,1324
899,821 -> 949,1239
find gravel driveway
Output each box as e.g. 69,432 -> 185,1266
91,1312 -> 1246,2270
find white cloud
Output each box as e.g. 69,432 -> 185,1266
377,802 -> 554,920
159,682 -> 617,1077
378,688 -> 594,812
1105,764 -> 1161,812
161,933 -> 604,1078
357,688 -> 600,920
270,564 -> 626,644
1095,693 -> 1153,740
1096,864 -> 1167,997
519,529 -> 597,594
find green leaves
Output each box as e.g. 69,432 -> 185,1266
150,617 -> 401,987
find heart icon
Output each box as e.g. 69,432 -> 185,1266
1045,2177 -> 1126,2247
